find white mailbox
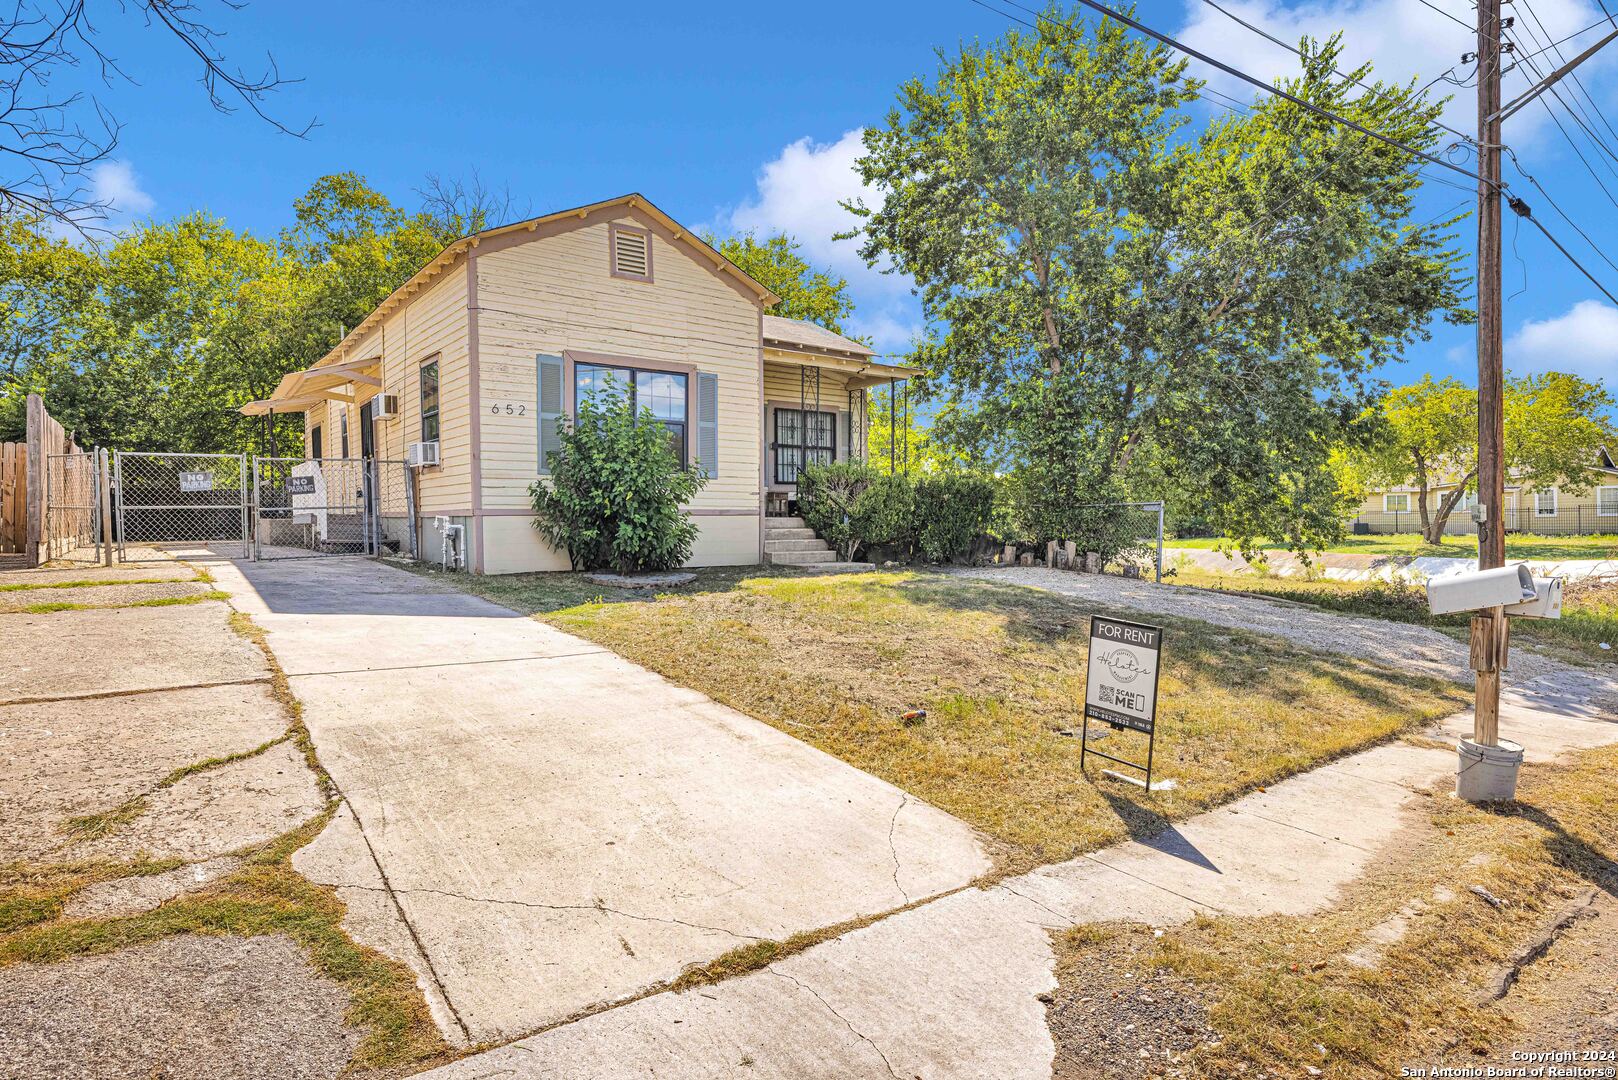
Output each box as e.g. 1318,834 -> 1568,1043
1504,576 -> 1564,619
1425,564 -> 1537,616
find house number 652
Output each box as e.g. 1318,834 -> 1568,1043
488,403 -> 527,416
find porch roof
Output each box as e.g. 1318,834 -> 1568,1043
762,316 -> 919,385
238,355 -> 383,416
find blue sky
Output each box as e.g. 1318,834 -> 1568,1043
70,0 -> 1618,388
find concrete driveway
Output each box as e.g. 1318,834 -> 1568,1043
210,556 -> 990,1046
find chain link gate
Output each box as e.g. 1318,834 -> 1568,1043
252,457 -> 414,561
45,451 -> 101,563
114,452 -> 249,560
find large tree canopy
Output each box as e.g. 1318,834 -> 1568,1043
1357,372 -> 1616,542
0,173 -> 460,452
845,8 -> 1470,551
710,232 -> 857,335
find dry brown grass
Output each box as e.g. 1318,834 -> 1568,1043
450,568 -> 1467,873
1053,741 -> 1618,1079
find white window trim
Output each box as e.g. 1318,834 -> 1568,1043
1383,492 -> 1411,513
1597,484 -> 1618,517
1534,488 -> 1558,516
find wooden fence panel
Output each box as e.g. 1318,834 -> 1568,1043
0,442 -> 24,553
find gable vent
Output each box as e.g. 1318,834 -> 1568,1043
612,226 -> 651,280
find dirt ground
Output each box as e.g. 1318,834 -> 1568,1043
1047,925 -> 1219,1080
1492,890 -> 1618,1056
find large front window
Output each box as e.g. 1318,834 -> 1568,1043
774,408 -> 835,484
574,363 -> 688,463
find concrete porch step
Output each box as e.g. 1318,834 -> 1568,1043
764,538 -> 829,553
764,516 -> 807,530
766,549 -> 837,566
762,527 -> 817,541
787,561 -> 876,574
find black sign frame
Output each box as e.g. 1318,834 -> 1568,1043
1081,615 -> 1166,791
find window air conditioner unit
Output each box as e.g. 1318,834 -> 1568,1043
407,441 -> 440,468
372,393 -> 400,419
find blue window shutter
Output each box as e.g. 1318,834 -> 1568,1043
697,372 -> 719,478
537,354 -> 564,474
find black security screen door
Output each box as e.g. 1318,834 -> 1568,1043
774,409 -> 834,484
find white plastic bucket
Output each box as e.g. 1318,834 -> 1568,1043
1456,738 -> 1524,802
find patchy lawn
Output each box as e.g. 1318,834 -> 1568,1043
440,567 -> 1466,872
1048,739 -> 1618,1080
1168,532 -> 1618,560
1170,568 -> 1618,666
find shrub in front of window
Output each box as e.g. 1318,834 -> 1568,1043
912,472 -> 999,563
529,388 -> 707,572
797,461 -> 914,562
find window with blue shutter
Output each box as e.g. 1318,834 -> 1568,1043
537,354 -> 564,474
697,372 -> 719,478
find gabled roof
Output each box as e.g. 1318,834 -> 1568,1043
307,193 -> 781,376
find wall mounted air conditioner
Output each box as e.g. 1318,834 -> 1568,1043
371,393 -> 400,420
407,441 -> 440,468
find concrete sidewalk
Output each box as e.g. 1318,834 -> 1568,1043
206,556 -> 991,1047
419,690 -> 1617,1079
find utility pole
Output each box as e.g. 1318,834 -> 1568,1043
1473,0 -> 1506,748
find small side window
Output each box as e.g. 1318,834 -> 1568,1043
1383,492 -> 1410,513
340,410 -> 350,458
420,360 -> 441,443
310,425 -> 323,461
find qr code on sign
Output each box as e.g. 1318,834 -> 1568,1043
1099,685 -> 1117,705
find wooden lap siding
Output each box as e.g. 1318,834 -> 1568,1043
474,213 -> 763,522
762,360 -> 855,488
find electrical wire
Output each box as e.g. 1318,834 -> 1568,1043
1509,196 -> 1618,305
1504,146 -> 1618,276
990,0 -> 1497,188
1516,0 -> 1618,148
1193,0 -> 1476,146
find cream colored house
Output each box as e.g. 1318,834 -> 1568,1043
1351,447 -> 1618,536
240,194 -> 915,574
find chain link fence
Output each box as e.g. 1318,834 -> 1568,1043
114,452 -> 248,559
1006,501 -> 1166,582
45,451 -> 101,563
252,457 -> 414,560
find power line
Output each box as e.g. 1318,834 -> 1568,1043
1505,147 -> 1618,277
1193,0 -> 1476,146
1510,196 -> 1618,305
1000,0 -> 1496,188
1416,0 -> 1474,34
1516,0 -> 1618,147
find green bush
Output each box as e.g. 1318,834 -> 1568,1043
529,386 -> 708,572
912,472 -> 998,563
798,461 -> 914,561
1004,469 -> 1156,567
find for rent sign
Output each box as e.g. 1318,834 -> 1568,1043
1081,615 -> 1166,789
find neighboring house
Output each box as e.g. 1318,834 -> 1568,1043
240,194 -> 915,574
1352,447 -> 1618,535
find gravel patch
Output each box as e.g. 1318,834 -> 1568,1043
1048,926 -> 1218,1080
0,580 -> 210,612
956,567 -> 1618,708
0,934 -> 359,1080
0,683 -> 288,863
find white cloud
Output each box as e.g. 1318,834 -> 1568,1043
89,160 -> 155,218
1506,299 -> 1618,379
1174,0 -> 1612,147
719,128 -> 909,297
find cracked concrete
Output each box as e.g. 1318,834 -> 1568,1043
0,681 -> 289,863
214,555 -> 990,1045
418,668 -> 1617,1079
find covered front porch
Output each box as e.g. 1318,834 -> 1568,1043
760,316 -> 917,517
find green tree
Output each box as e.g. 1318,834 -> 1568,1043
529,383 -> 708,572
845,8 -> 1469,554
710,232 -> 857,334
1361,372 -> 1615,542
